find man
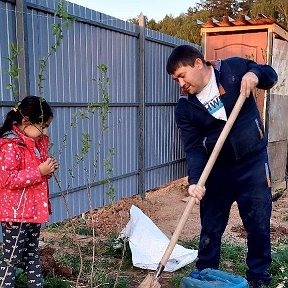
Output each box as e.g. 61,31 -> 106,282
166,45 -> 278,288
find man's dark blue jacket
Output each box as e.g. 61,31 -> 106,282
175,57 -> 278,185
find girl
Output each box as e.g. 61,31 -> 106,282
0,96 -> 58,287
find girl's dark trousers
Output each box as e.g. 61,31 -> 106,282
0,222 -> 43,287
196,148 -> 272,286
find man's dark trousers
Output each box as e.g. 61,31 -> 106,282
196,148 -> 272,286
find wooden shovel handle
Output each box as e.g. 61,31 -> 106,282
159,94 -> 247,269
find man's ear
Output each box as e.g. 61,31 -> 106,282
194,58 -> 204,69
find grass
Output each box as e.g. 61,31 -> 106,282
1,221 -> 286,287
220,242 -> 247,275
5,233 -> 288,287
270,240 -> 288,288
14,268 -> 72,288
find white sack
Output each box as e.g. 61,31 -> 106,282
121,205 -> 198,272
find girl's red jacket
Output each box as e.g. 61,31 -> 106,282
0,125 -> 51,223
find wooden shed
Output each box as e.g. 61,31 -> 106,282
200,14 -> 288,190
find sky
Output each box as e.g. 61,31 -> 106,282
67,0 -> 198,22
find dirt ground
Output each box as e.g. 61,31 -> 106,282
87,177 -> 288,242
40,177 -> 288,287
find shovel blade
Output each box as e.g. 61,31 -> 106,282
138,273 -> 161,288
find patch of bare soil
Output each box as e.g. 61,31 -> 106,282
81,177 -> 288,242
40,177 -> 288,287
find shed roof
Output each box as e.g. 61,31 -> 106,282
200,14 -> 288,41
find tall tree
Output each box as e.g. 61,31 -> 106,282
276,0 -> 288,26
250,0 -> 288,28
238,0 -> 257,16
128,0 -> 288,45
194,0 -> 240,18
145,10 -> 210,45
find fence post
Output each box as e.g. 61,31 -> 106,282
15,0 -> 29,100
138,13 -> 146,198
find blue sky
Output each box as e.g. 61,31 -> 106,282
67,0 -> 198,21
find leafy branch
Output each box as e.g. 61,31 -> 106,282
38,0 -> 74,97
6,42 -> 21,101
53,64 -> 116,287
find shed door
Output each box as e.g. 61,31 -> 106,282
205,31 -> 267,63
205,31 -> 268,119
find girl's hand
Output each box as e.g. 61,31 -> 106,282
50,157 -> 59,170
188,184 -> 206,204
39,157 -> 58,176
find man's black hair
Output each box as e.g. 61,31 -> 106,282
166,45 -> 206,74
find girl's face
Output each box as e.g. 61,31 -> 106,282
18,116 -> 53,141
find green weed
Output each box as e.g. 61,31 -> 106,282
43,277 -> 72,288
92,271 -> 130,287
220,241 -> 247,276
56,253 -> 81,275
75,225 -> 94,236
179,237 -> 199,250
15,268 -> 28,288
14,269 -> 72,288
270,240 -> 288,287
45,222 -> 63,232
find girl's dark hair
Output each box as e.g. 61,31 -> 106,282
166,45 -> 208,74
0,96 -> 53,137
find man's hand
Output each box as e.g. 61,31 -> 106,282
188,184 -> 206,204
240,72 -> 259,97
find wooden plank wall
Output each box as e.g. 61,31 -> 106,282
269,38 -> 288,186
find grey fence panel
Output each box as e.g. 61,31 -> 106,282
48,172 -> 138,225
0,107 -> 10,124
23,1 -> 141,222
47,105 -> 139,217
27,4 -> 139,104
49,185 -> 104,224
0,0 -> 200,228
145,106 -> 176,166
144,104 -> 186,190
0,1 -> 17,102
48,107 -> 138,183
145,29 -> 200,104
143,30 -> 200,190
28,0 -> 57,10
26,6 -> 52,99
145,161 -> 186,190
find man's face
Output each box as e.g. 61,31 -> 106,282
171,58 -> 206,95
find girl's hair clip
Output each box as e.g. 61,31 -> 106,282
12,102 -> 21,112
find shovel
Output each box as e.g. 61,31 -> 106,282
138,94 -> 247,288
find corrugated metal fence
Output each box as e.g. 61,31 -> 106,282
0,0 -> 201,224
